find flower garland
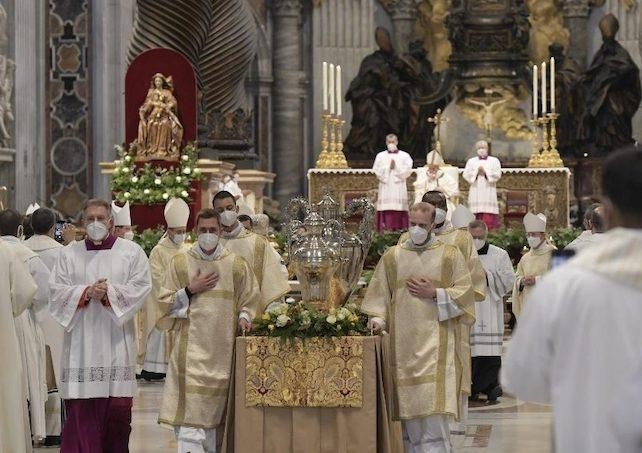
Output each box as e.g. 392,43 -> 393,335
252,301 -> 369,339
111,142 -> 202,205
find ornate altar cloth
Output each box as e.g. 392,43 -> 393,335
231,336 -> 402,452
308,167 -> 571,229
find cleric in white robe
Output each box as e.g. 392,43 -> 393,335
24,207 -> 67,445
372,133 -> 413,232
49,198 -> 151,451
0,208 -> 50,443
0,238 -> 38,453
502,148 -> 642,453
111,200 -> 134,240
468,219 -> 514,403
462,140 -> 502,230
565,202 -> 605,253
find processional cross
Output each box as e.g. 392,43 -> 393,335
427,108 -> 449,164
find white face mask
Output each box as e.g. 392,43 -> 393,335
123,231 -> 135,241
86,221 -> 109,242
527,236 -> 543,249
473,238 -> 486,250
220,210 -> 238,227
171,233 -> 185,245
386,143 -> 397,152
435,208 -> 447,225
198,233 -> 219,251
409,225 -> 429,245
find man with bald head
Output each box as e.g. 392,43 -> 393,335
362,202 -> 474,452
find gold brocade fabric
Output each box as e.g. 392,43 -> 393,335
245,336 -> 364,408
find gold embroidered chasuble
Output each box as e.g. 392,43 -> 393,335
220,228 -> 290,313
137,236 -> 188,364
512,242 -> 555,317
361,241 -> 474,420
400,223 -> 486,398
158,248 -> 260,429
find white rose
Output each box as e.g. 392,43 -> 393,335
175,176 -> 182,183
162,193 -> 169,200
131,176 -> 138,183
181,190 -> 188,198
183,167 -> 192,175
337,312 -> 346,321
326,315 -> 337,325
114,167 -> 120,174
276,314 -> 290,328
122,167 -> 129,173
154,178 -> 162,185
124,192 -> 131,199
143,189 -> 150,195
124,155 -> 131,162
182,154 -> 189,161
193,167 -> 201,174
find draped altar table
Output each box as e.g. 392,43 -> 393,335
229,336 -> 402,453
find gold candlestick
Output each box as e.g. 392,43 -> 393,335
331,116 -> 349,168
543,112 -> 563,167
528,118 -> 543,167
315,112 -> 333,168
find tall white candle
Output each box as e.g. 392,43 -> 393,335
322,61 -> 328,112
329,63 -> 335,115
541,62 -> 547,115
550,57 -> 555,112
336,65 -> 342,116
533,65 -> 538,117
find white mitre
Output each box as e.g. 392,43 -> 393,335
452,204 -> 475,229
164,197 -> 190,229
523,212 -> 547,233
111,201 -> 132,227
425,150 -> 445,166
25,202 -> 41,216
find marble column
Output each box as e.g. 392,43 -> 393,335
387,0 -> 417,54
91,0 -> 135,199
13,0 -> 46,211
563,0 -> 591,69
272,0 -> 304,206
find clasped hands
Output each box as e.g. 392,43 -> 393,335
186,269 -> 251,333
82,278 -> 109,307
523,275 -> 536,287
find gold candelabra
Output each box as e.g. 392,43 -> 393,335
315,112 -> 349,169
528,114 -> 564,168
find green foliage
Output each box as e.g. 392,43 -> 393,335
365,231 -> 402,267
133,227 -> 165,257
487,228 -> 527,252
111,143 -> 203,205
550,228 -> 582,250
251,302 -> 369,339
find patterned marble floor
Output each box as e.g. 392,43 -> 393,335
36,381 -> 552,452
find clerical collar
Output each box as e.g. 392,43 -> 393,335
222,222 -> 244,239
192,243 -> 222,261
85,234 -> 117,251
477,242 -> 490,255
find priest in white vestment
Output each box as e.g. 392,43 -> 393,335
111,200 -> 134,240
49,199 -> 151,451
158,209 -> 260,453
363,202 -> 474,453
462,140 -> 502,230
468,220 -> 514,404
213,190 -> 290,313
0,208 -> 50,443
372,133 -> 414,232
139,198 -> 190,380
413,164 -> 459,213
511,213 -> 555,317
502,147 -> 642,453
24,207 -> 66,445
0,239 -> 38,453
565,203 -> 605,252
